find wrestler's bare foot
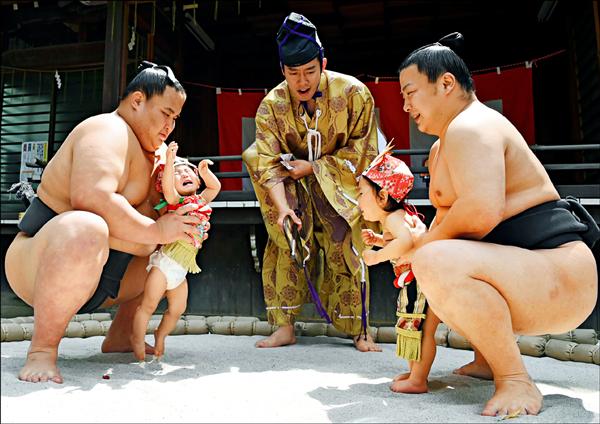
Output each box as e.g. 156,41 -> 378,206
453,359 -> 493,380
353,333 -> 382,352
390,377 -> 428,394
392,372 -> 411,382
102,332 -> 154,355
482,376 -> 542,416
255,325 -> 296,348
18,350 -> 63,384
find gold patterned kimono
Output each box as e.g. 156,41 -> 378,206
242,70 -> 378,336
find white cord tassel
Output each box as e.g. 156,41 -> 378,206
301,114 -> 312,162
314,109 -> 322,160
301,108 -> 322,162
351,244 -> 366,282
302,242 -> 311,267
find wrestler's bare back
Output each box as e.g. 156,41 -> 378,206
428,100 -> 559,224
37,112 -> 156,216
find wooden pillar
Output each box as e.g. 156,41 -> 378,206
147,0 -> 156,61
102,1 -> 128,112
174,0 -> 185,77
47,78 -> 58,162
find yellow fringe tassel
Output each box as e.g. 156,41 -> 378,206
396,327 -> 422,361
162,240 -> 201,273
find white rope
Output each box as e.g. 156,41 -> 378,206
265,305 -> 302,310
301,108 -> 322,162
352,244 -> 367,285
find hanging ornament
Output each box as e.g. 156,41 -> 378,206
128,26 -> 136,51
54,70 -> 62,89
128,1 -> 137,51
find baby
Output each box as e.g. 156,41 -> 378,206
131,141 -> 221,361
357,147 -> 439,393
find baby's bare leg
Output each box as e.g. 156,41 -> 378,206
392,363 -> 412,382
102,256 -> 155,355
391,311 -> 440,393
154,280 -> 188,358
131,267 -> 167,361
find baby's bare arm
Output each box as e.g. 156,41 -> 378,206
374,213 -> 416,263
198,159 -> 221,203
162,142 -> 181,205
362,229 -> 385,247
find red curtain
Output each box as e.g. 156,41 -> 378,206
472,67 -> 535,144
365,81 -> 411,164
216,91 -> 265,190
216,67 -> 534,190
365,66 -> 535,154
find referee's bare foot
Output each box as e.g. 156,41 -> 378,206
255,325 -> 296,348
353,333 -> 382,352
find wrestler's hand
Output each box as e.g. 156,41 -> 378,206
154,203 -> 202,244
288,159 -> 314,180
362,229 -> 383,247
407,216 -> 427,247
277,208 -> 302,232
362,249 -> 380,266
202,221 -> 210,241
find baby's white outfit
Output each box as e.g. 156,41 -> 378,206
147,249 -> 187,290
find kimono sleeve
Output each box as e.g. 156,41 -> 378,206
250,101 -> 289,190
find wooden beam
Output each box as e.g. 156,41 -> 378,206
1,42 -> 105,69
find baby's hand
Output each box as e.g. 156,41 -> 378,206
198,159 -> 214,174
361,229 -> 380,246
166,141 -> 178,161
362,249 -> 379,266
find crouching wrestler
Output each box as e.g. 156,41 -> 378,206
397,32 -> 599,417
4,62 -> 204,383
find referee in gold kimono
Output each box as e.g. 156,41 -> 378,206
242,12 -> 381,351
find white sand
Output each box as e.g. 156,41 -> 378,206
1,334 -> 598,423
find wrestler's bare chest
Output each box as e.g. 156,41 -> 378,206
428,146 -> 457,210
120,154 -> 154,207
